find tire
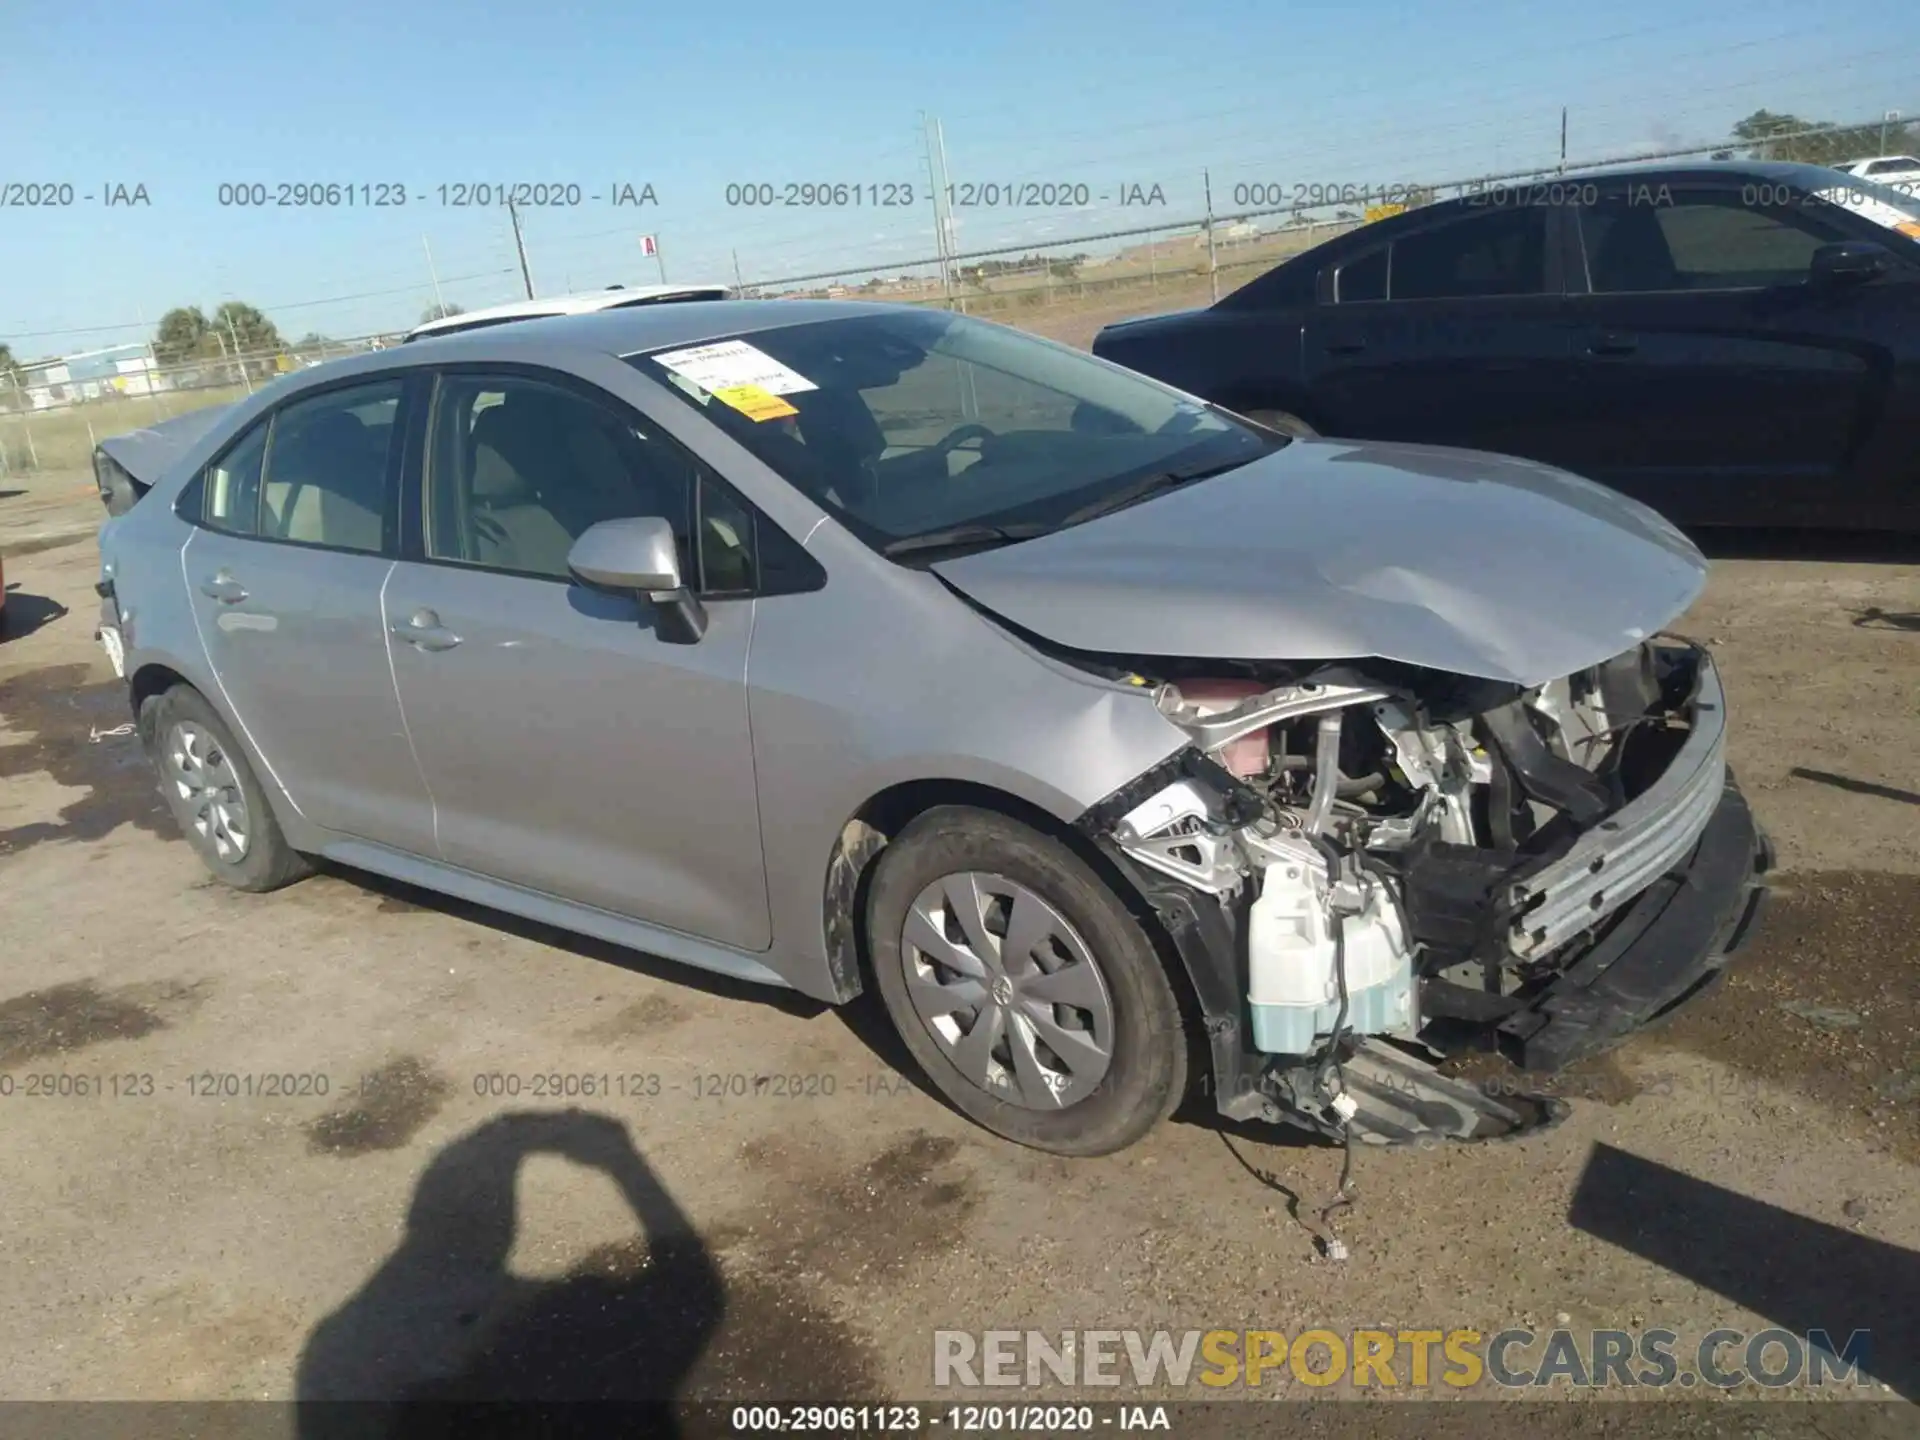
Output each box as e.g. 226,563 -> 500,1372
1242,408 -> 1319,438
866,806 -> 1187,1156
141,686 -> 311,892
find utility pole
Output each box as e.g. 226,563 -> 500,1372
1559,107 -> 1568,173
933,116 -> 963,313
9,373 -> 37,469
1884,110 -> 1902,153
920,112 -> 955,310
1204,169 -> 1219,303
223,312 -> 253,395
507,199 -> 535,299
732,248 -> 745,293
423,235 -> 446,316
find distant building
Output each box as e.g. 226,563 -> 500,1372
17,343 -> 161,409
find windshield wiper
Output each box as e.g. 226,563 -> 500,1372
880,521 -> 1052,560
1056,457 -> 1251,528
881,455 -> 1255,560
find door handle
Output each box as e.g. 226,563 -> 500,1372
1586,333 -> 1638,357
198,574 -> 248,605
391,609 -> 462,652
1324,337 -> 1369,356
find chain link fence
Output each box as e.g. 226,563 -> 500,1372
4,112 -> 1906,476
0,333 -> 398,476
736,113 -> 1913,326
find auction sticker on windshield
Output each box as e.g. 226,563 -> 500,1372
652,340 -> 818,396
711,383 -> 799,421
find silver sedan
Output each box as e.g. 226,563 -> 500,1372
91,299 -> 1770,1154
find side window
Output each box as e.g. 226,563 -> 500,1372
1389,209 -> 1548,300
425,373 -> 694,582
202,420 -> 269,535
1334,247 -> 1388,303
258,381 -> 402,553
1579,192 -> 1850,292
1218,257 -> 1317,310
696,476 -> 757,596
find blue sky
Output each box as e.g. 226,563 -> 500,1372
3,0 -> 1915,355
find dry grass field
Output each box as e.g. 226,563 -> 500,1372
1,381 -> 253,476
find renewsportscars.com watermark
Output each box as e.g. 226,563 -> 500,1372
933,1327 -> 1875,1392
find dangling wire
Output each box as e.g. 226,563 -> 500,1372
1308,788 -> 1360,1262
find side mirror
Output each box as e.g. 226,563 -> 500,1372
566,516 -> 707,644
1808,240 -> 1891,287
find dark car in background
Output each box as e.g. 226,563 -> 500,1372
1093,162 -> 1920,530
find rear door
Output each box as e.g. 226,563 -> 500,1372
1560,180 -> 1883,522
382,367 -> 771,951
1301,203 -> 1581,462
181,377 -> 436,852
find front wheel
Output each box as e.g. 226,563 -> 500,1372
866,806 -> 1188,1156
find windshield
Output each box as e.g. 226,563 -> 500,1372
627,309 -> 1276,553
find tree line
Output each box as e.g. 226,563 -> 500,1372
1724,109 -> 1917,166
0,300 -> 477,394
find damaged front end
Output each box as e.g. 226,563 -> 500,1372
1081,640 -> 1771,1146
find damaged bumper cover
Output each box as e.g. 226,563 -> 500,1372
1496,773 -> 1771,1072
1082,643 -> 1771,1135
1505,653 -> 1730,961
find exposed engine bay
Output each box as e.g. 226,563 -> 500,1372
1078,639 -> 1770,1148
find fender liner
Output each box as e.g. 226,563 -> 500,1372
1080,748 -> 1267,1121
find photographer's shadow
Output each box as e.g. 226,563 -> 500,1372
296,1109 -> 722,1438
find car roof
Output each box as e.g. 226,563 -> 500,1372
404,284 -> 734,340
397,297 -> 885,357
1550,158 -> 1876,186
103,299 -> 911,486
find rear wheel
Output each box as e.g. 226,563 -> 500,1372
142,686 -> 310,892
866,806 -> 1187,1156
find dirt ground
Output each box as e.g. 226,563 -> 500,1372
2,432 -> 1918,1429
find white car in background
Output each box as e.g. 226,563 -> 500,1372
1834,155 -> 1920,197
403,284 -> 735,342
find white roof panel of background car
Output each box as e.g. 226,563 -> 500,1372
404,284 -> 734,340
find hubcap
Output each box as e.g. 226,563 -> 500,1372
900,871 -> 1116,1110
164,721 -> 251,863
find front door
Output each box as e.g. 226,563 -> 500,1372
182,378 -> 436,853
1560,184 -> 1881,522
383,368 -> 771,952
1303,204 -> 1581,465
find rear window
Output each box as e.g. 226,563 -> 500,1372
1335,248 -> 1388,302
1388,209 -> 1548,299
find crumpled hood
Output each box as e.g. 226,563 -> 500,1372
933,438 -> 1707,687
